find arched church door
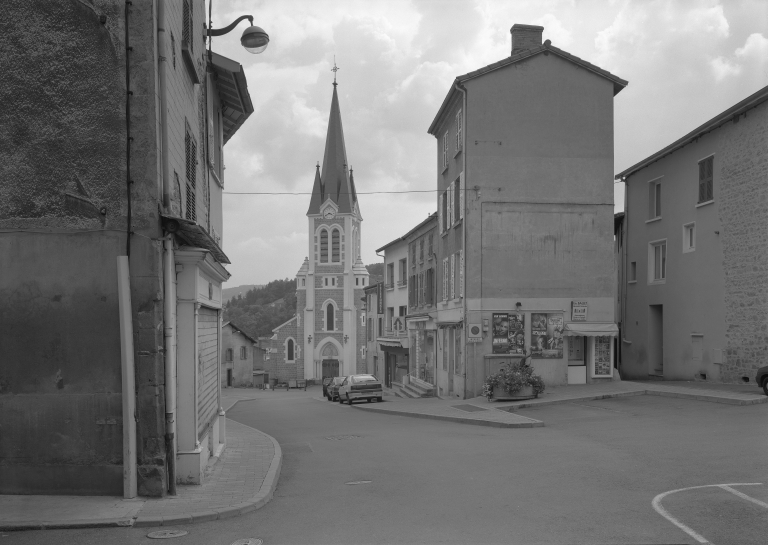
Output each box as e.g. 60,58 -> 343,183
320,343 -> 340,378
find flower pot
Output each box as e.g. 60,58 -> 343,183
490,385 -> 537,401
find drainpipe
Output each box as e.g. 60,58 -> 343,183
158,0 -> 176,494
117,256 -> 137,499
454,80 -> 468,398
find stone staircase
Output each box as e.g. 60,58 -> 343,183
391,377 -> 435,398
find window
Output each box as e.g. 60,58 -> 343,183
378,317 -> 383,337
399,259 -> 407,285
459,249 -> 464,298
182,0 -> 193,54
411,243 -> 416,268
326,303 -> 335,331
453,178 -> 461,222
698,156 -> 714,203
225,348 -> 233,362
185,123 -> 196,221
387,307 -> 395,330
331,228 -> 340,262
302,278 -> 305,287
287,339 -> 295,361
419,239 -> 424,262
442,258 -> 449,301
455,110 -> 462,152
428,233 -> 433,258
649,240 -> 667,283
171,32 -> 176,69
442,132 -> 449,169
240,346 -> 246,359
683,223 -> 695,253
450,253 -> 456,299
440,190 -> 448,233
648,179 -> 661,220
387,263 -> 395,288
629,261 -> 637,283
361,313 -> 366,326
320,229 -> 328,262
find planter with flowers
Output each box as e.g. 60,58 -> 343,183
483,350 -> 545,401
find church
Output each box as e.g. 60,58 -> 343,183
266,78 -> 369,383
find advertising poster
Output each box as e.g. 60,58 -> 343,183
492,313 -> 509,354
531,313 -> 564,359
508,313 -> 525,354
594,336 -> 612,376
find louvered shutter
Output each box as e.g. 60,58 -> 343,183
438,193 -> 443,234
459,250 -> 464,298
450,254 -> 455,299
448,185 -> 453,227
459,172 -> 464,220
443,258 -> 448,301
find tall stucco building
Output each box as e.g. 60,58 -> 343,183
268,81 -> 369,382
0,0 -> 254,495
616,84 -> 768,385
426,24 -> 627,399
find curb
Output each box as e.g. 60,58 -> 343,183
133,418 -> 282,528
353,404 -> 544,428
0,517 -> 135,532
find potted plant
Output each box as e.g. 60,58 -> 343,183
483,350 -> 545,401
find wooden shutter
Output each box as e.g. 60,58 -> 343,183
448,185 -> 453,226
450,253 -> 455,299
438,193 -> 443,234
443,258 -> 449,301
459,250 -> 464,298
197,307 -> 219,436
459,172 -> 464,220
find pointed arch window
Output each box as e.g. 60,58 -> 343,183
332,228 -> 340,262
320,229 -> 329,263
287,338 -> 295,361
326,303 -> 335,331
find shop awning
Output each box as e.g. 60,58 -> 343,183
378,338 -> 409,353
161,214 -> 231,264
563,323 -> 619,337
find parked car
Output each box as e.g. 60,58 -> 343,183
326,377 -> 345,401
337,374 -> 383,405
756,365 -> 768,396
322,377 -> 333,397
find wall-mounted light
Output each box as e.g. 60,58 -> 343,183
207,15 -> 269,54
307,335 -> 312,344
515,302 -> 522,311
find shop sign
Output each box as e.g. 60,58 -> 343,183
376,282 -> 384,314
492,313 -> 525,354
531,313 -> 564,359
571,301 -> 588,321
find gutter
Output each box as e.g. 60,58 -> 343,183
454,80 -> 469,399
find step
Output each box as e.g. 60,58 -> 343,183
391,382 -> 419,398
402,381 -> 434,398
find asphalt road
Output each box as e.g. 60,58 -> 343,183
3,389 -> 767,544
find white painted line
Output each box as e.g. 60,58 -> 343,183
651,483 -> 763,545
718,485 -> 768,509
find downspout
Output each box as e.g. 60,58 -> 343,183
455,81 -> 468,398
158,0 -> 177,494
621,176 -> 629,377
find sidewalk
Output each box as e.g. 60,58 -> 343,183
355,379 -> 767,427
0,389 -> 281,531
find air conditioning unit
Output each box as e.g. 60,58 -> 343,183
467,323 -> 482,343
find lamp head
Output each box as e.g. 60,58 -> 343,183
241,25 -> 269,54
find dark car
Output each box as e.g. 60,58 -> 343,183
756,365 -> 768,396
326,377 -> 345,401
322,377 -> 333,397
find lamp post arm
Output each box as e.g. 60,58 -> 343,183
207,15 -> 253,37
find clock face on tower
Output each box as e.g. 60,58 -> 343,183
323,207 -> 336,219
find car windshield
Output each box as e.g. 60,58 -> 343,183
352,375 -> 378,383
333,377 -> 344,385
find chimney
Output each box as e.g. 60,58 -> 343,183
510,24 -> 544,55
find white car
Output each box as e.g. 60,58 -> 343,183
337,374 -> 383,404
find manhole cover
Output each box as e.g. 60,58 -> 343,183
147,530 -> 189,539
345,480 -> 372,485
230,539 -> 263,545
325,434 -> 361,440
451,404 -> 488,412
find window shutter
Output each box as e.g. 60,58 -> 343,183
443,258 -> 448,301
448,185 -> 453,226
438,194 -> 443,234
459,250 -> 464,298
450,253 -> 455,299
459,172 -> 464,220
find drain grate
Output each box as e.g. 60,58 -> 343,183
325,434 -> 361,440
229,540 -> 263,545
345,480 -> 372,485
451,404 -> 488,412
147,530 -> 189,539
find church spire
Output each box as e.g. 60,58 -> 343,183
306,73 -> 357,215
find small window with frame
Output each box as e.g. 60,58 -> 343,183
628,261 -> 637,283
648,240 -> 667,284
648,179 -> 661,220
683,223 -> 695,253
698,156 -> 714,204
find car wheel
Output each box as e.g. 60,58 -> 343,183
326,394 -> 331,401
346,394 -> 352,405
337,395 -> 343,403
366,398 -> 372,403
762,378 -> 768,397
377,396 -> 383,402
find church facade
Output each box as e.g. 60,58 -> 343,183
268,82 -> 369,383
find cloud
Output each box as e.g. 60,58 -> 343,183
711,32 -> 768,81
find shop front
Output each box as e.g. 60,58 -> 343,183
407,316 -> 437,386
378,339 -> 409,387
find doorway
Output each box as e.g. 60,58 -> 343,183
226,368 -> 233,387
322,359 -> 339,378
648,304 -> 664,376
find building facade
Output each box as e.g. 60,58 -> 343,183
0,1 -> 253,495
221,322 -> 259,387
616,84 -> 768,384
427,24 -> 627,398
376,236 -> 410,386
364,282 -> 385,379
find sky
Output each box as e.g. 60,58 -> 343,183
209,0 -> 768,287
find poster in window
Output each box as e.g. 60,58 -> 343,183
594,336 -> 612,376
508,313 -> 525,354
492,313 -> 509,354
531,313 -> 564,359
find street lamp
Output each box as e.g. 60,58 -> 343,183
207,15 -> 269,54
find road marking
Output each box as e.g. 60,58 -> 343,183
718,484 -> 768,509
652,483 -> 763,545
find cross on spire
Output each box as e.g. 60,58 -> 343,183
331,56 -> 340,86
